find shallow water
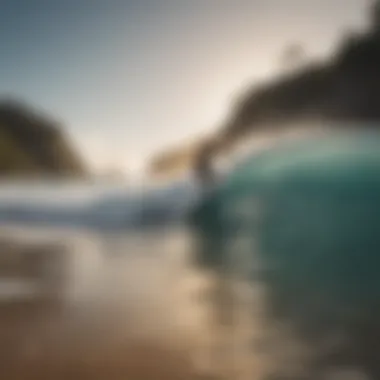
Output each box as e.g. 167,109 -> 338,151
0,221 -> 242,379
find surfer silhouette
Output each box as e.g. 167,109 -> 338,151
193,141 -> 217,191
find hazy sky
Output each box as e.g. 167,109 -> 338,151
0,0 -> 369,173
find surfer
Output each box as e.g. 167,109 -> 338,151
193,140 -> 217,191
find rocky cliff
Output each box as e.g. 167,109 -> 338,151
0,100 -> 87,178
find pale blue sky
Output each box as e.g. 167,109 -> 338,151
0,0 -> 369,173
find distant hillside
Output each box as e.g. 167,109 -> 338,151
148,136 -> 219,179
0,100 -> 87,178
150,1 -> 380,176
148,140 -> 202,179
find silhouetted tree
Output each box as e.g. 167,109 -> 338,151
371,0 -> 380,33
279,43 -> 306,72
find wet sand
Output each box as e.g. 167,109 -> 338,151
0,230 -> 218,380
0,303 -> 198,380
0,302 -> 199,380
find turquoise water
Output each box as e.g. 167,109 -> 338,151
190,132 -> 380,379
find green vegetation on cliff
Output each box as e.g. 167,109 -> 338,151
222,1 -> 380,142
150,1 -> 380,176
0,100 -> 87,177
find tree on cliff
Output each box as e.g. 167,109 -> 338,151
371,0 -> 380,32
279,43 -> 307,73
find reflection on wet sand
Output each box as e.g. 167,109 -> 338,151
0,227 -> 221,380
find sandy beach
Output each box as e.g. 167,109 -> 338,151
0,227 -> 220,380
